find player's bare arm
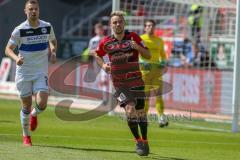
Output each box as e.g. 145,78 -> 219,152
94,52 -> 111,73
49,39 -> 57,64
130,39 -> 151,59
5,43 -> 24,66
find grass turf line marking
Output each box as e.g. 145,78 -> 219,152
173,123 -> 230,133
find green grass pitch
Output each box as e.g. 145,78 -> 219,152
0,99 -> 240,160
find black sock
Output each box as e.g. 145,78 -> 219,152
127,118 -> 140,139
138,116 -> 148,140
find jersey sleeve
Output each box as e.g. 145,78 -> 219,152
8,27 -> 20,46
49,24 -> 56,41
88,39 -> 94,50
95,38 -> 106,57
88,38 -> 98,51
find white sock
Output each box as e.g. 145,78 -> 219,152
31,105 -> 43,117
158,115 -> 162,123
158,114 -> 166,123
20,108 -> 30,136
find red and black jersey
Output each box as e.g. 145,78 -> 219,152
96,31 -> 146,89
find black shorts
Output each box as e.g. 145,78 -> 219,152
132,86 -> 145,110
115,86 -> 145,110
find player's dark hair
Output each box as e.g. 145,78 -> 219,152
25,0 -> 39,6
144,19 -> 156,27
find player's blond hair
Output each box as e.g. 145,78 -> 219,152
110,11 -> 125,20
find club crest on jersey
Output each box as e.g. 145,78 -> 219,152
41,27 -> 47,34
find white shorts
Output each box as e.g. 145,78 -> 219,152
16,75 -> 49,98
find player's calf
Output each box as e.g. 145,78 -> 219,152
126,104 -> 140,140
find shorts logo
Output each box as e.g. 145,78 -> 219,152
41,28 -> 47,34
117,92 -> 127,103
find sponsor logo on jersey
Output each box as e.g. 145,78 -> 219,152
27,35 -> 48,41
103,40 -> 133,54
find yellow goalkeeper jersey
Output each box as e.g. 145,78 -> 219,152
140,34 -> 166,63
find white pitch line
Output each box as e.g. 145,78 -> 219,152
173,123 -> 231,132
0,133 -> 239,146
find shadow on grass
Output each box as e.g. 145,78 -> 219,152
145,153 -> 189,160
35,144 -> 135,154
0,120 -> 16,124
35,144 -> 189,160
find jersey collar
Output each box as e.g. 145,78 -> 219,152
25,19 -> 41,29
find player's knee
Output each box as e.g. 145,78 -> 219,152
21,96 -> 32,108
126,109 -> 138,124
136,109 -> 147,121
136,108 -> 146,116
125,104 -> 137,118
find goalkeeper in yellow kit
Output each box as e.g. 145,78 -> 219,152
140,19 -> 168,127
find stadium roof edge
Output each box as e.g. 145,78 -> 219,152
166,0 -> 236,9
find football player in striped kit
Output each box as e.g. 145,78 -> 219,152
94,11 -> 151,156
5,0 -> 57,146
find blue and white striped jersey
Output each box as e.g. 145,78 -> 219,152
8,20 -> 56,81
